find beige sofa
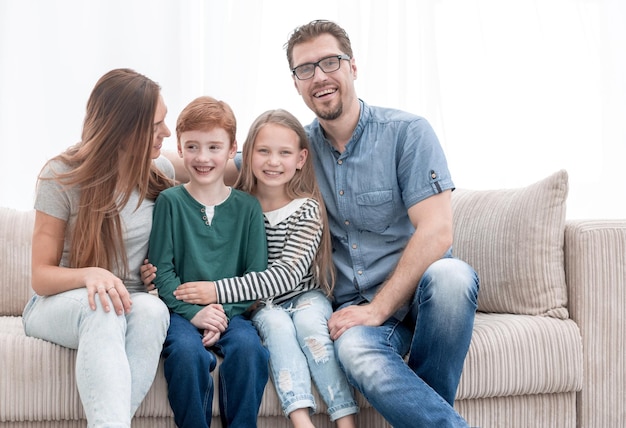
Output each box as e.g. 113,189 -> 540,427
1,170 -> 624,428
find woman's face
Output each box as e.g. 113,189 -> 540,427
151,94 -> 170,159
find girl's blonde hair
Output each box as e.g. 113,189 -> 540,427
39,68 -> 172,274
235,109 -> 335,295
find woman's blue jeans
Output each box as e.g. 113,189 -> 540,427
22,290 -> 170,428
334,257 -> 479,428
162,312 -> 269,428
252,290 -> 358,421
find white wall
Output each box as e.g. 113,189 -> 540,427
1,0 -> 624,219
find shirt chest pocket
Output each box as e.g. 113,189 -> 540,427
355,190 -> 394,233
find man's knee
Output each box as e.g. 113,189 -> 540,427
421,258 -> 479,302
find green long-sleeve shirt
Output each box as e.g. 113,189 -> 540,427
149,185 -> 267,321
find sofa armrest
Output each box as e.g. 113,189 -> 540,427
564,219 -> 626,427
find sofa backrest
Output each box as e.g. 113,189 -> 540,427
0,169 -> 570,319
0,207 -> 35,316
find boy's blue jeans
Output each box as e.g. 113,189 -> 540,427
162,313 -> 269,428
334,257 -> 479,428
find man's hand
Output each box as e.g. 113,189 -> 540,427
328,303 -> 384,340
141,259 -> 157,291
174,281 -> 217,305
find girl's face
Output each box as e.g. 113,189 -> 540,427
178,127 -> 237,186
251,123 -> 307,191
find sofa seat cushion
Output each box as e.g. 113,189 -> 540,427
457,312 -> 582,400
2,312 -> 582,423
0,316 -> 84,421
0,316 -> 374,423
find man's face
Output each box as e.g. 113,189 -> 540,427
291,34 -> 357,121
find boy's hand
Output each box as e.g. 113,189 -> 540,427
174,281 -> 217,305
202,329 -> 221,347
141,259 -> 157,291
190,304 -> 228,332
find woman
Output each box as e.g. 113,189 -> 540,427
22,68 -> 174,427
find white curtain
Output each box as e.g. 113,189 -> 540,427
1,0 -> 624,219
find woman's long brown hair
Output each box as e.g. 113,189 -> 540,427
40,68 -> 171,275
235,109 -> 335,295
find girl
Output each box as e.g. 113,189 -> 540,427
174,109 -> 358,427
22,68 -> 174,427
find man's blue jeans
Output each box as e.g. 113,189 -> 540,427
162,312 -> 270,428
334,257 -> 479,428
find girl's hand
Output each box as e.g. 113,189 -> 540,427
174,281 -> 217,305
140,259 -> 157,290
85,267 -> 132,315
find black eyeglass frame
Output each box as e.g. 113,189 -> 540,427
291,54 -> 351,80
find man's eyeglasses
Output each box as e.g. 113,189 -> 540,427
291,54 -> 351,80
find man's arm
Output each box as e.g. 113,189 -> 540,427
328,190 -> 453,339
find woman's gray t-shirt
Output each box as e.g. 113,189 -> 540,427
34,156 -> 174,293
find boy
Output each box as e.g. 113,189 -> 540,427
148,96 -> 269,428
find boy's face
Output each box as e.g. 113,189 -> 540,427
177,128 -> 237,186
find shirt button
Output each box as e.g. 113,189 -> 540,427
339,190 -> 344,196
201,207 -> 206,213
357,270 -> 363,275
352,243 -> 357,249
431,171 -> 437,179
338,159 -> 343,165
344,220 -> 350,225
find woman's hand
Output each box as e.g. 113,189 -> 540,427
141,259 -> 157,291
174,281 -> 217,305
84,267 -> 132,315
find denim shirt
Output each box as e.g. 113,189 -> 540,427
306,100 -> 454,320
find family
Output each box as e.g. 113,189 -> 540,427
21,20 -> 479,428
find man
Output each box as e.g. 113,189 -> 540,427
284,20 -> 478,428
155,19 -> 478,428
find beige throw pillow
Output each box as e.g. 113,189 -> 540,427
451,170 -> 569,318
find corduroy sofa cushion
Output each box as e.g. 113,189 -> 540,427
451,170 -> 569,317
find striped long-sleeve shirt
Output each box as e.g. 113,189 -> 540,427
213,197 -> 323,305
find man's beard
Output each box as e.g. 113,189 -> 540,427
315,103 -> 343,121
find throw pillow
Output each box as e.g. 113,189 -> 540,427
451,170 -> 569,318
